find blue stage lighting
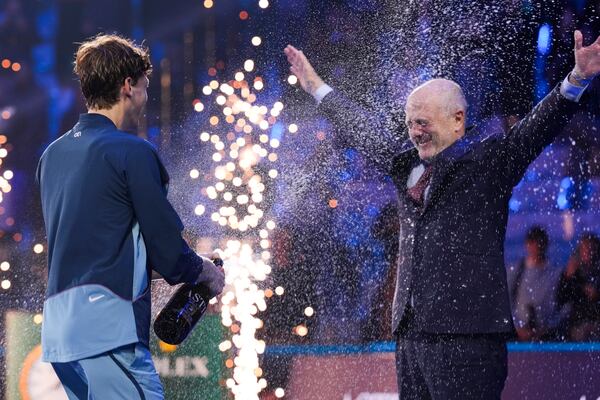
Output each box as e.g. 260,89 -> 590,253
537,23 -> 552,55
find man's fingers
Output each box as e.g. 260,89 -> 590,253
298,50 -> 309,64
284,46 -> 315,78
595,34 -> 600,46
284,45 -> 308,66
574,30 -> 583,51
287,51 -> 299,65
284,45 -> 300,58
284,47 -> 296,58
290,55 -> 304,71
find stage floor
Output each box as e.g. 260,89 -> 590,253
267,342 -> 600,400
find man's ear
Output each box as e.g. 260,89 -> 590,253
122,77 -> 133,98
454,110 -> 465,129
454,110 -> 465,123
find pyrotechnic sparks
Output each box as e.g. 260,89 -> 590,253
192,2 -> 296,398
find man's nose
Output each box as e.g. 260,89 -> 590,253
409,127 -> 422,138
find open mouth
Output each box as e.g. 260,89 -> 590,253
414,135 -> 432,148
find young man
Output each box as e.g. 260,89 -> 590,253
285,30 -> 600,399
37,34 -> 224,399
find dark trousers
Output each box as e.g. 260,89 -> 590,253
395,333 -> 508,400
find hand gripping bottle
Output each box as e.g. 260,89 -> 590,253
153,258 -> 223,345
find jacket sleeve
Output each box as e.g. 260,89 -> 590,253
494,84 -> 582,186
318,90 -> 407,176
125,142 -> 203,285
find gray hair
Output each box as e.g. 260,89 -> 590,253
408,78 -> 468,117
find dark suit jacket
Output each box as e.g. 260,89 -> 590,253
319,85 -> 581,335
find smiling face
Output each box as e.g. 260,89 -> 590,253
405,79 -> 467,161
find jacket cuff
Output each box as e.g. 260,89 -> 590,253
560,74 -> 589,102
313,84 -> 333,104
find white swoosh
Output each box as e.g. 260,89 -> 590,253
88,294 -> 105,302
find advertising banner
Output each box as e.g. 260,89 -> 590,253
5,310 -> 226,400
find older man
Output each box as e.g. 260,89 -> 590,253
284,30 -> 600,399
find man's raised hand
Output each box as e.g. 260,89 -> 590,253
572,30 -> 600,84
284,45 -> 325,96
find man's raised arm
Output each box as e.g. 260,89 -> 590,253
284,45 -> 407,175
497,30 -> 600,185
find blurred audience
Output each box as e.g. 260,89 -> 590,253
557,233 -> 600,341
507,226 -> 567,341
0,0 -> 37,60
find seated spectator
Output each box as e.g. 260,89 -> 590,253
507,226 -> 566,341
558,233 -> 600,341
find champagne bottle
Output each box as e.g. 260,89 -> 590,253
153,258 -> 223,345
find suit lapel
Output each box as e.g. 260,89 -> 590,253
391,140 -> 420,184
391,140 -> 422,216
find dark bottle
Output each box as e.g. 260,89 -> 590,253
153,258 -> 223,345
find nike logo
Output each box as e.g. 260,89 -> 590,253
88,294 -> 105,302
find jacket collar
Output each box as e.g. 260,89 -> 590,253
75,113 -> 118,130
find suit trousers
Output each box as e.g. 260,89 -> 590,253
395,333 -> 507,400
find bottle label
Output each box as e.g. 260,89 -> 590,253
177,289 -> 208,326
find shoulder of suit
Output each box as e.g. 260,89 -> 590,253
466,126 -> 504,144
479,131 -> 503,143
462,129 -> 504,155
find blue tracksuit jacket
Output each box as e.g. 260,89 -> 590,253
37,113 -> 203,362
